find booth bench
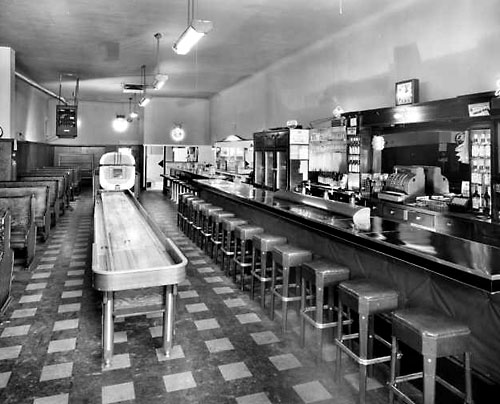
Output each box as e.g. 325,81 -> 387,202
0,194 -> 36,270
0,210 -> 14,313
0,185 -> 51,240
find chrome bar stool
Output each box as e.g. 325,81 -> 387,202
250,233 -> 287,309
178,193 -> 196,231
300,259 -> 350,361
389,307 -> 472,404
192,202 -> 212,245
179,181 -> 190,196
209,211 -> 235,264
219,217 -> 247,276
199,204 -> 223,254
233,224 -> 264,290
270,244 -> 312,333
185,198 -> 204,238
335,279 -> 399,404
171,178 -> 181,203
163,174 -> 173,198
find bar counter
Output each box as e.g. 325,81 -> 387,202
194,178 -> 500,385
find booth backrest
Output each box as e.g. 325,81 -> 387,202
0,195 -> 34,232
0,181 -> 58,208
0,187 -> 49,222
46,166 -> 80,186
20,176 -> 65,199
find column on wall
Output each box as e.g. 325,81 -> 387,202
0,47 -> 15,139
0,47 -> 16,180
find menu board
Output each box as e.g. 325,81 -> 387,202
290,145 -> 309,160
289,129 -> 310,145
309,127 -> 347,171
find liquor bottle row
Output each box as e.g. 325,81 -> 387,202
348,136 -> 361,155
471,130 -> 491,158
347,132 -> 361,176
348,160 -> 361,173
471,184 -> 490,214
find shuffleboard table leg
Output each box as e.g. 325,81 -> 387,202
163,285 -> 175,357
103,291 -> 114,367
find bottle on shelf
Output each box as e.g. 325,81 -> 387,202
472,185 -> 482,212
471,132 -> 480,157
479,132 -> 486,157
483,187 -> 490,214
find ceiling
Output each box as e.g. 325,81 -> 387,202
1,0 -> 402,103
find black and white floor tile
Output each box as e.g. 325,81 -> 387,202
0,189 -> 390,404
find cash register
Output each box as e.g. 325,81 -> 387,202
378,165 -> 426,203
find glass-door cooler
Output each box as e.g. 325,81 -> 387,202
253,129 -> 290,191
252,128 -> 309,191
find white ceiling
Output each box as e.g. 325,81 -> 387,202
1,0 -> 402,102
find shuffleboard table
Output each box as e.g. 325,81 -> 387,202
92,190 -> 187,367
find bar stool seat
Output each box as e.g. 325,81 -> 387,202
250,233 -> 287,308
300,259 -> 350,361
233,224 -> 264,290
335,279 -> 399,404
389,308 -> 472,404
209,211 -> 235,263
220,217 -> 248,274
200,205 -> 223,254
270,244 -> 312,332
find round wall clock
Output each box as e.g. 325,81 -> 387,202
0,126 -> 3,137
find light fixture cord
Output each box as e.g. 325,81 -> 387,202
141,64 -> 147,98
154,33 -> 162,75
188,0 -> 194,25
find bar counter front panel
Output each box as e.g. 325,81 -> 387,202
194,178 -> 500,385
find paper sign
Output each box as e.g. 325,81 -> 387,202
468,102 -> 490,117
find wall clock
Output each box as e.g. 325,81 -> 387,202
395,79 -> 419,106
0,126 -> 3,138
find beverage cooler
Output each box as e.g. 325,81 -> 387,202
253,128 -> 309,191
469,126 -> 492,214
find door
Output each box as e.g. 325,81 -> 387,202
254,151 -> 264,186
264,151 -> 275,189
276,150 -> 288,190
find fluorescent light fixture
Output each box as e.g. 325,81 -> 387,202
112,114 -> 129,133
138,96 -> 150,107
173,19 -> 213,55
152,73 -> 169,90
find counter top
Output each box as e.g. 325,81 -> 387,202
195,178 -> 500,293
166,167 -> 249,180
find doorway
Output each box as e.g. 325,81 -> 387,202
144,145 -> 164,190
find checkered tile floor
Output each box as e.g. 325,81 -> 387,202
0,189 -> 390,403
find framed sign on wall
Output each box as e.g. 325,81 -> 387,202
395,79 -> 419,106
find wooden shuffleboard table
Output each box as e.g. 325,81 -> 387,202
92,190 -> 187,367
